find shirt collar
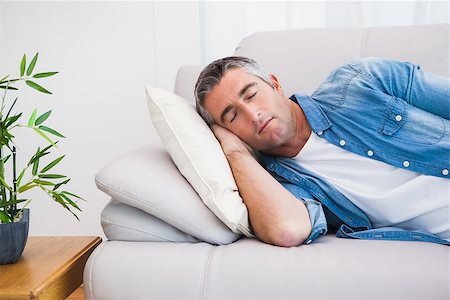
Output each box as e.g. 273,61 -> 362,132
289,94 -> 332,132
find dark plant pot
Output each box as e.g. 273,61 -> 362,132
0,209 -> 30,265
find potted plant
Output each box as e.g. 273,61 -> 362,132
0,53 -> 82,264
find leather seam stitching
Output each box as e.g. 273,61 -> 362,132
200,246 -> 217,300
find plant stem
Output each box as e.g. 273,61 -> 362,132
0,84 -> 7,213
12,146 -> 17,212
0,147 -> 7,209
0,80 -> 12,219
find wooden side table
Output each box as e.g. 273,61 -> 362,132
0,236 -> 102,300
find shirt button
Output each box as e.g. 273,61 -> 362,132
317,131 -> 323,136
367,150 -> 374,157
403,160 -> 410,168
395,115 -> 402,122
339,140 -> 346,146
442,169 -> 449,176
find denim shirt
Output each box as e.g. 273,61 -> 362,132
261,58 -> 450,245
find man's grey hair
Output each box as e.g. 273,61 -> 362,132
194,56 -> 273,125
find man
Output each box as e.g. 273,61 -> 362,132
194,56 -> 450,247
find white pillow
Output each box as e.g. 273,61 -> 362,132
146,86 -> 254,237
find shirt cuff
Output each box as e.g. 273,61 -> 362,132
301,199 -> 328,244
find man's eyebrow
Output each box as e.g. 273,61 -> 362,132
219,82 -> 257,124
220,105 -> 233,124
239,82 -> 257,98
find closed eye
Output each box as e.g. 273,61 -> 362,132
247,92 -> 257,100
230,111 -> 238,123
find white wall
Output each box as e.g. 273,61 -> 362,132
0,1 -> 201,238
199,1 -> 449,63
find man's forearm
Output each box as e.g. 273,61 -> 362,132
226,151 -> 312,247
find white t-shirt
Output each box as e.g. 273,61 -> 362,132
294,132 -> 450,241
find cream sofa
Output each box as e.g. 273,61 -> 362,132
84,24 -> 450,300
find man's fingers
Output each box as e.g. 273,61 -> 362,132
211,124 -> 224,134
210,124 -> 228,141
210,124 -> 253,156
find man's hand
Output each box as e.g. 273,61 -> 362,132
211,125 -> 253,157
210,124 -> 311,247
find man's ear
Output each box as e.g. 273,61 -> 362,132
270,74 -> 284,95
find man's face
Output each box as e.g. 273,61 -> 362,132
204,68 -> 295,151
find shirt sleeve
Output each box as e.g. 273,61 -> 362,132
278,180 -> 328,244
347,58 -> 450,120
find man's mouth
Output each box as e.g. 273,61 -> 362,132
259,117 -> 274,134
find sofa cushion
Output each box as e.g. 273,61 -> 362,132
85,236 -> 449,300
146,86 -> 254,237
101,199 -> 198,243
95,145 -> 240,245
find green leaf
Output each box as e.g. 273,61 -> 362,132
32,156 -> 39,176
60,193 -> 82,211
28,143 -> 54,166
26,80 -> 51,94
0,211 -> 11,223
35,110 -> 51,126
33,128 -> 57,147
2,154 -> 11,164
20,54 -> 26,76
5,120 -> 19,132
40,155 -> 65,173
40,143 -> 55,153
5,113 -> 22,128
51,191 -> 81,221
0,130 -> 14,147
0,85 -> 18,90
61,190 -> 84,200
0,199 -> 27,208
28,151 -> 50,167
38,125 -> 65,138
5,97 -> 18,119
16,168 -> 26,187
53,178 -> 70,191
18,183 -> 37,193
38,174 -> 66,179
28,109 -> 37,127
0,75 -> 9,84
33,179 -> 55,186
52,192 -> 69,209
0,176 -> 12,192
28,146 -> 41,167
33,72 -> 58,78
26,52 -> 39,76
1,131 -> 13,147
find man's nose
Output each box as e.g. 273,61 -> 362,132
245,105 -> 262,123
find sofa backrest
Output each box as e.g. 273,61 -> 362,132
175,23 -> 449,102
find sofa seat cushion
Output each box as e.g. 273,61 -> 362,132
84,236 -> 449,300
